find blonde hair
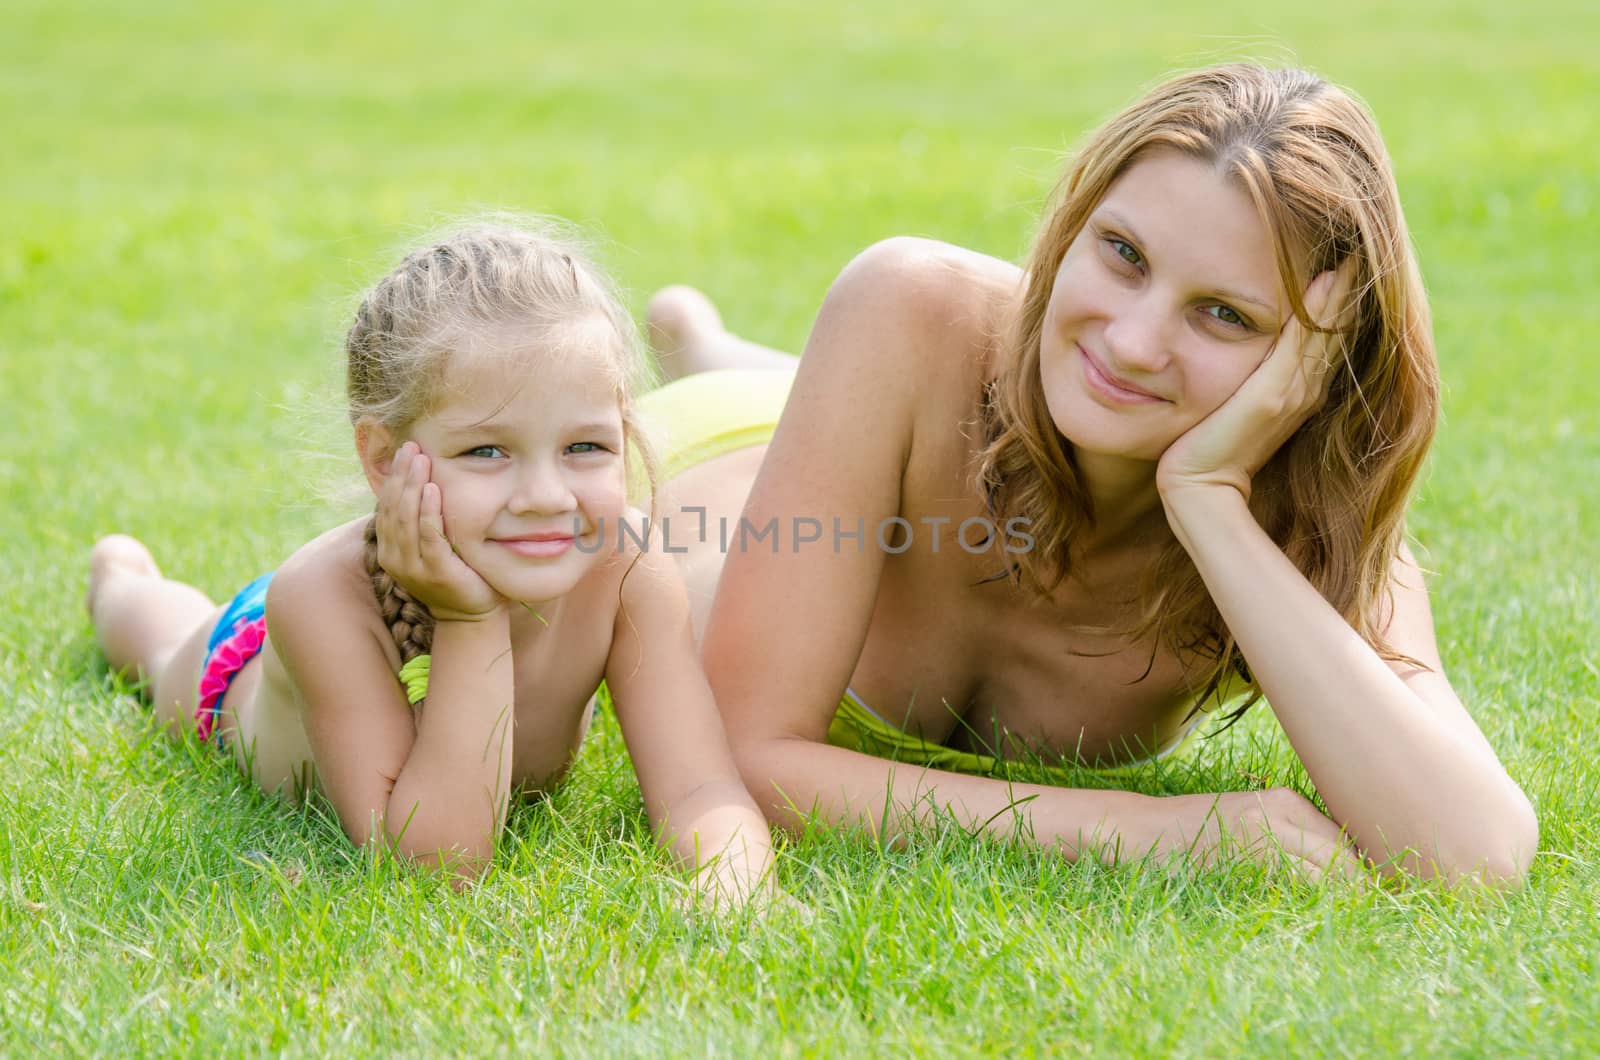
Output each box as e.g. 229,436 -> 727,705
978,64 -> 1439,714
346,221 -> 659,662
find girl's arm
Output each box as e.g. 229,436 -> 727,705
708,239 -> 1361,879
1156,269 -> 1537,886
270,445 -> 516,878
605,544 -> 777,908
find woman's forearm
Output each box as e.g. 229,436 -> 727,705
1161,485 -> 1536,883
736,732 -> 1155,859
737,731 -> 1379,881
385,612 -> 516,873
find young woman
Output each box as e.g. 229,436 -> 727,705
638,64 -> 1537,886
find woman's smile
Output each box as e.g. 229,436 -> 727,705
1076,342 -> 1168,406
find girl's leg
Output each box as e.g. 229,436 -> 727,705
647,286 -> 797,381
88,535 -> 220,735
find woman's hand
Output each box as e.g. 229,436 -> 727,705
375,441 -> 505,622
1156,262 -> 1356,503
1144,788 -> 1368,885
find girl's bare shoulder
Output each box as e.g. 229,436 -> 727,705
531,507 -> 657,637
266,518 -> 397,667
273,518 -> 374,598
589,505 -> 671,614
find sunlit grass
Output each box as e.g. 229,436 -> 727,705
3,0 -> 1596,1053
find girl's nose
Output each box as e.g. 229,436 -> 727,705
508,459 -> 577,515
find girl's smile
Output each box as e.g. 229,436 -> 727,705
493,533 -> 577,558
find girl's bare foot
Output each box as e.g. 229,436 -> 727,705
86,534 -> 162,618
88,534 -> 217,689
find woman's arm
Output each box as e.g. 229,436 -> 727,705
1162,488 -> 1537,884
707,239 -> 1360,878
270,445 -> 517,878
1156,269 -> 1537,886
604,545 -> 777,907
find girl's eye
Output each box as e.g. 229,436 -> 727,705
567,442 -> 606,455
1203,304 -> 1248,328
462,445 -> 506,459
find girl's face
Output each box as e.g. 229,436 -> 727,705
1039,148 -> 1293,463
403,344 -> 629,606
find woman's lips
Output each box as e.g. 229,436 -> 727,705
1077,343 -> 1166,405
494,535 -> 575,558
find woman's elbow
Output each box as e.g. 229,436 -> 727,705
1473,790 -> 1539,890
728,732 -> 781,807
1428,790 -> 1540,891
379,806 -> 498,883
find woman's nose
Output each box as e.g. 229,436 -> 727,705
1101,292 -> 1173,375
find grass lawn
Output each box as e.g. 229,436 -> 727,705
4,0 -> 1598,1053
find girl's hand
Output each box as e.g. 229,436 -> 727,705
1149,788 -> 1368,885
375,441 -> 505,622
1156,262 -> 1356,504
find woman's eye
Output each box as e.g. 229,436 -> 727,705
462,445 -> 506,459
1107,238 -> 1142,268
1204,304 -> 1248,328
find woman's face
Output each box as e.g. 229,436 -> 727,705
1039,148 -> 1294,463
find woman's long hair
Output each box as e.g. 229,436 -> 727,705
978,64 -> 1439,714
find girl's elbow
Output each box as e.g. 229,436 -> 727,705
392,833 -> 496,883
380,802 -> 498,882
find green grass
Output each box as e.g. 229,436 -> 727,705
4,0 -> 1598,1053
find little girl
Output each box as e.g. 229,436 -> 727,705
87,223 -> 778,900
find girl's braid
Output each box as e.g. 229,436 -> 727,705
361,516 -> 435,663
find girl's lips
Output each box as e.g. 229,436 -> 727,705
495,536 -> 574,558
1078,344 -> 1166,405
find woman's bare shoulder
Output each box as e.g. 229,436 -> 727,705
821,238 -> 1017,430
836,237 -> 1019,334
